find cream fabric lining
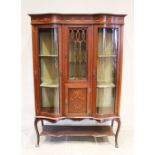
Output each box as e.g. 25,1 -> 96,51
41,87 -> 59,113
97,29 -> 116,113
39,29 -> 59,112
40,29 -> 58,55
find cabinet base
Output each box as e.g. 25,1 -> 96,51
34,117 -> 121,148
40,125 -> 114,137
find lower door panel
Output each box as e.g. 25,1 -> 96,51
64,83 -> 91,117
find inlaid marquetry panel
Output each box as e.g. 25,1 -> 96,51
68,88 -> 87,113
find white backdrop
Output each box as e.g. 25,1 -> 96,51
21,0 -> 133,131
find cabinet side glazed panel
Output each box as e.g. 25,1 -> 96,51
32,26 -> 41,115
92,24 -> 123,117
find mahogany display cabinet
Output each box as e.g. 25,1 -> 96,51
29,13 -> 126,147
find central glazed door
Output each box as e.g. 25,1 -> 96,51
63,25 -> 93,117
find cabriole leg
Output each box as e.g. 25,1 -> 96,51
34,118 -> 40,147
111,119 -> 114,128
41,120 -> 44,127
114,118 -> 121,148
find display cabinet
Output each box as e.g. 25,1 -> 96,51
29,13 -> 126,147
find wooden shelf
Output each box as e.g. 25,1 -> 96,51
40,83 -> 59,88
97,83 -> 115,88
39,55 -> 58,57
98,55 -> 117,58
40,125 -> 114,137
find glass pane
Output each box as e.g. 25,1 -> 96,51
96,28 -> 118,114
39,28 -> 59,114
96,88 -> 115,114
40,57 -> 58,85
41,87 -> 59,113
69,28 -> 87,80
39,28 -> 58,55
98,28 -> 118,56
97,58 -> 116,85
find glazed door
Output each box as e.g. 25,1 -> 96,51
33,25 -> 63,117
93,25 -> 120,116
63,25 -> 93,117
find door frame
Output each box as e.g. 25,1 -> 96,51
62,24 -> 93,117
92,24 -> 122,118
32,24 -> 63,118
